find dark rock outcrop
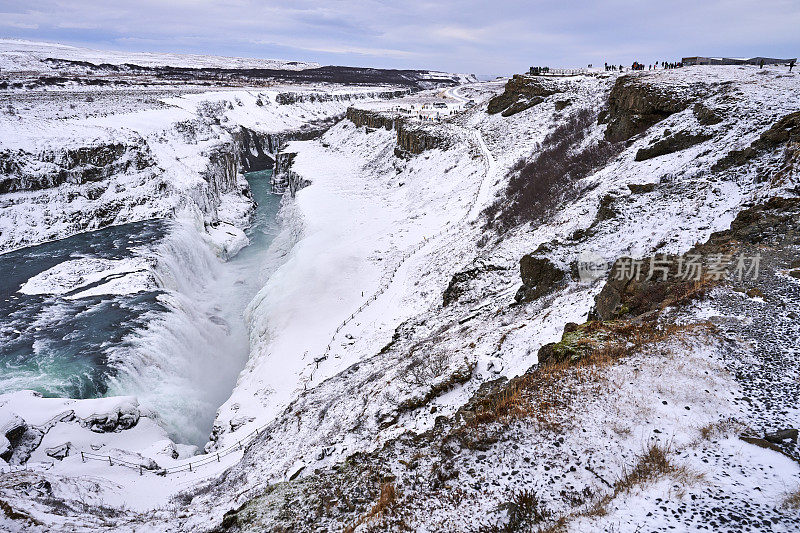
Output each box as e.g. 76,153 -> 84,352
487,75 -> 564,116
238,119 -> 339,175
239,128 -> 275,172
269,150 -> 310,197
536,322 -> 599,366
764,428 -> 798,444
554,99 -> 572,111
710,196 -> 800,246
600,76 -> 698,143
346,108 -> 395,131
442,263 -> 506,306
635,130 -> 713,161
500,97 -> 544,117
713,110 -> 800,172
693,103 -> 724,126
595,194 -> 619,222
1,415 -> 27,462
84,409 -> 140,433
395,121 -> 449,154
271,150 -> 309,197
345,107 -> 450,155
514,256 -> 566,303
0,414 -> 45,465
591,197 -> 800,320
591,254 -> 688,320
627,183 -> 656,194
203,146 -> 240,199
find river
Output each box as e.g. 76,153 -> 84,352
0,169 -> 281,445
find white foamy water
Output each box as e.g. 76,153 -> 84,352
105,171 -> 282,445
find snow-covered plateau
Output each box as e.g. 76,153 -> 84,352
1,45 -> 800,533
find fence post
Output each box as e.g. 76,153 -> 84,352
217,453 -> 220,462
108,456 -> 113,466
139,465 -> 143,476
81,451 -> 85,463
189,462 -> 192,472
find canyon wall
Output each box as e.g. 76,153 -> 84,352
345,107 -> 450,155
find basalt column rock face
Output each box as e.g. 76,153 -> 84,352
203,145 -> 241,201
0,140 -> 154,193
395,120 -> 450,154
239,128 -> 277,172
345,108 -> 450,155
345,107 -> 396,131
270,149 -> 310,197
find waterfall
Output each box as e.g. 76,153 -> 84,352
105,172 -> 281,445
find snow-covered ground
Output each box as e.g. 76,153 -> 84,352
0,39 -> 320,72
2,59 -> 800,531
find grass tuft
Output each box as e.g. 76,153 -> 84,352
782,487 -> 800,510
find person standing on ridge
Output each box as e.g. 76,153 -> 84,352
790,60 -> 796,72
760,59 -> 765,69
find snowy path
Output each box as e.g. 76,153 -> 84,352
443,85 -> 470,104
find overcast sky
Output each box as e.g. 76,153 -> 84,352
1,1 -> 798,75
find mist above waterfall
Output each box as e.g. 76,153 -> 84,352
105,171 -> 282,445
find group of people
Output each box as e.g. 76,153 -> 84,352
604,61 -> 683,72
530,66 -> 550,74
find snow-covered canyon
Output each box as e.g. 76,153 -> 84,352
1,42 -> 800,533
1,41 -> 462,511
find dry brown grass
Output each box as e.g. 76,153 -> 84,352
465,320 -> 716,434
536,516 -> 568,533
455,319 -> 714,531
344,483 -> 398,533
460,319 -> 713,531
368,483 -> 397,520
783,487 -> 800,510
613,443 -> 692,495
544,443 -> 699,530
668,275 -> 723,309
697,417 -> 743,441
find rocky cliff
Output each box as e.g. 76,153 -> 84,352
0,139 -> 154,193
345,107 -> 450,155
276,89 -> 409,106
599,74 -> 706,142
487,74 -> 568,116
395,121 -> 450,154
345,107 -> 395,131
271,151 -> 302,195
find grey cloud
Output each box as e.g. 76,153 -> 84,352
0,0 -> 797,75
